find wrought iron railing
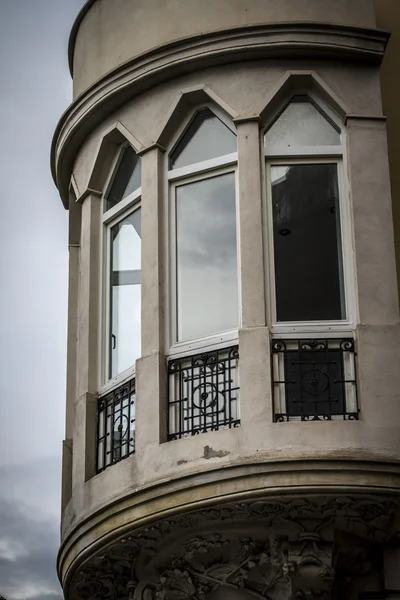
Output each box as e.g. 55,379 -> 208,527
96,377 -> 136,472
272,338 -> 358,422
167,346 -> 240,440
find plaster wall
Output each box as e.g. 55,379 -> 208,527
62,61 -> 400,551
375,0 -> 400,297
71,0 -> 377,96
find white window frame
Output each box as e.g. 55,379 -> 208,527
263,94 -> 357,338
165,105 -> 241,359
99,143 -> 142,395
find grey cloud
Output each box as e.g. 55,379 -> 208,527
0,2 -> 86,599
0,461 -> 62,600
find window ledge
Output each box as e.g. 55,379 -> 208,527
168,329 -> 239,359
98,364 -> 136,397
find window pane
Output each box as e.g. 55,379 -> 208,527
175,173 -> 238,341
170,110 -> 237,169
106,146 -> 141,212
271,164 -> 345,322
110,209 -> 141,378
265,100 -> 340,148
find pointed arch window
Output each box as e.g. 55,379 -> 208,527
264,97 -> 341,149
264,95 -> 354,330
102,144 -> 142,384
167,108 -> 240,349
169,110 -> 237,169
105,145 -> 141,212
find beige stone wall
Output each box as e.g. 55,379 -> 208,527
61,59 -> 400,549
71,0 -> 377,96
375,0 -> 400,297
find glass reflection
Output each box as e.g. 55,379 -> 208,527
271,164 -> 345,322
106,146 -> 142,212
110,208 -> 141,377
176,172 -> 238,341
170,110 -> 237,169
265,99 -> 340,148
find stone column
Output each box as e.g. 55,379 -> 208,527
73,191 -> 101,485
235,119 -> 272,427
62,192 -> 81,512
347,117 -> 400,429
135,146 -> 167,454
346,116 -> 399,326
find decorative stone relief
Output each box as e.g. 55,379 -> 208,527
154,536 -> 293,600
70,495 -> 399,600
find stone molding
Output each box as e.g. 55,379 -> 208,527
58,460 -> 400,588
52,22 -> 389,206
69,494 -> 399,600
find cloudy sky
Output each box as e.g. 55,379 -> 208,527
0,1 -> 85,598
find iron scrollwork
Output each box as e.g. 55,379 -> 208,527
272,338 -> 358,422
167,346 -> 240,440
97,377 -> 136,472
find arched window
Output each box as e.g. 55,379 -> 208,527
264,96 -> 353,330
265,96 -> 357,422
102,144 -> 142,382
168,108 -> 239,348
166,108 -> 240,440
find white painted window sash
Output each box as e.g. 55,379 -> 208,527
264,155 -> 356,336
167,164 -> 240,355
100,200 -> 141,389
102,187 -> 141,224
168,153 -> 238,182
264,145 -> 343,158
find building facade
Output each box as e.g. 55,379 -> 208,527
52,1 -> 400,599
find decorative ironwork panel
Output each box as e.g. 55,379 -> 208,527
97,377 -> 136,472
167,346 -> 240,440
272,338 -> 358,422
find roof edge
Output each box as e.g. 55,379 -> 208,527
68,0 -> 99,75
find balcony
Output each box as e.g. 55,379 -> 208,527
272,338 -> 358,422
167,345 -> 240,440
96,377 -> 136,473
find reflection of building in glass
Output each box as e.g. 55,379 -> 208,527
52,1 -> 400,598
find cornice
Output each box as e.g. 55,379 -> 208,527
52,22 -> 390,208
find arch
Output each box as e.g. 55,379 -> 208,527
164,87 -> 239,351
260,71 -> 350,129
156,84 -> 239,150
82,122 -> 144,197
169,107 -> 237,169
264,96 -> 341,149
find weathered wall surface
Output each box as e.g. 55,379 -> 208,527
62,59 -> 400,547
375,0 -> 400,297
71,0 -> 377,96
